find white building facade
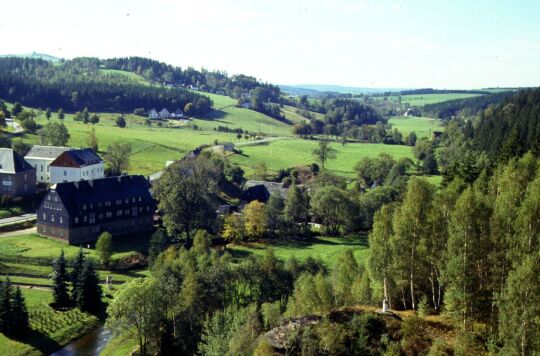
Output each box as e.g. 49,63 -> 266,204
24,146 -> 71,183
49,149 -> 105,184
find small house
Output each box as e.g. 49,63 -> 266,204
0,148 -> 36,197
49,148 -> 105,184
25,145 -> 71,183
148,109 -> 160,120
159,108 -> 171,120
242,180 -> 289,203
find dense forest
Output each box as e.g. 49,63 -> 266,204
0,57 -> 212,115
421,90 -> 513,119
474,87 -> 540,159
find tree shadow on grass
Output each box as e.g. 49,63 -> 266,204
14,329 -> 62,355
197,110 -> 227,121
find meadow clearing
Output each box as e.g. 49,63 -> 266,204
388,116 -> 444,138
379,92 -> 484,106
230,139 -> 414,177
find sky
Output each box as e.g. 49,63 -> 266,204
1,0 -> 539,89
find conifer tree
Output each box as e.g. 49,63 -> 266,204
71,247 -> 85,301
52,250 -> 71,307
76,260 -> 102,313
0,279 -> 13,333
11,287 -> 29,336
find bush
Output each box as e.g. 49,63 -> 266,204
418,296 -> 433,317
0,210 -> 11,219
10,207 -> 24,215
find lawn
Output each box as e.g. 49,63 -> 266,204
227,235 -> 369,270
230,139 -> 414,178
0,232 -> 151,263
388,116 -> 444,138
0,288 -> 99,356
281,105 -> 325,124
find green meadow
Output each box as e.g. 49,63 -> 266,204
376,93 -> 483,106
388,116 -> 444,138
230,139 -> 414,177
227,236 -> 369,270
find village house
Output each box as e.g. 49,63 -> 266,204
242,180 -> 289,203
0,148 -> 36,197
49,148 -> 105,184
148,109 -> 160,120
24,145 -> 71,183
212,142 -> 235,153
159,108 -> 171,120
36,175 -> 155,245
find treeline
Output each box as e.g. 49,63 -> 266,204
474,87 -> 540,159
368,153 -> 540,354
0,57 -> 212,115
394,88 -> 489,96
293,99 -> 383,138
101,56 -> 281,105
422,90 -> 512,119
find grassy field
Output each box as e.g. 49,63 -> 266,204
227,236 -> 369,270
375,93 -> 484,106
230,139 -> 414,177
0,288 -> 99,356
281,105 -> 325,124
388,116 -> 444,138
98,69 -> 148,84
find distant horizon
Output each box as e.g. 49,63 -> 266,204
2,0 -> 539,90
0,51 -> 531,92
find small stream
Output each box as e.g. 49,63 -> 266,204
50,326 -> 112,356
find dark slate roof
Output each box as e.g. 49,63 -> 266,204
242,180 -> 289,202
0,148 -> 35,174
51,175 -> 153,216
25,145 -> 70,160
51,148 -> 102,167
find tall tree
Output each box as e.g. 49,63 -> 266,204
390,177 -> 433,310
0,279 -> 13,333
104,143 -> 132,176
87,127 -> 98,152
310,186 -> 354,235
45,107 -> 51,120
71,247 -> 85,301
11,287 -> 29,337
154,156 -> 219,242
445,188 -> 492,330
243,201 -> 268,239
332,249 -> 360,305
95,232 -> 113,266
57,108 -> 65,121
498,254 -> 540,356
283,185 -> 310,234
367,204 -> 396,309
39,121 -> 70,146
312,140 -> 337,169
75,260 -> 102,313
52,250 -> 71,307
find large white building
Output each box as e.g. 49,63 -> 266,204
49,148 -> 105,184
25,146 -> 71,183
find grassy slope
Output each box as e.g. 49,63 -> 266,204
388,116 -> 444,138
230,139 -> 413,177
281,105 -> 325,124
227,236 -> 369,270
98,69 -> 148,84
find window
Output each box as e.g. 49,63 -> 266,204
98,213 -> 103,219
64,170 -> 67,176
40,165 -> 43,172
82,204 -> 86,210
83,216 -> 87,222
59,216 -> 63,224
125,198 -> 129,204
42,213 -> 46,220
51,215 -> 55,222
138,196 -> 142,202
75,217 -> 79,223
117,210 -> 123,216
106,212 -> 112,218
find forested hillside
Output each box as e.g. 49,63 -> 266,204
0,57 -> 212,114
421,90 -> 513,119
474,87 -> 540,159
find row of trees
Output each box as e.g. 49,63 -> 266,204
51,249 -> 103,313
367,153 -> 540,354
0,279 -> 29,338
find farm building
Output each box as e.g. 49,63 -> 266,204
49,148 -> 105,184
242,180 -> 289,203
148,109 -> 160,120
37,175 -> 156,245
24,145 -> 71,183
0,148 -> 36,197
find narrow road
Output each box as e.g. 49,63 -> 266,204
0,213 -> 36,226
